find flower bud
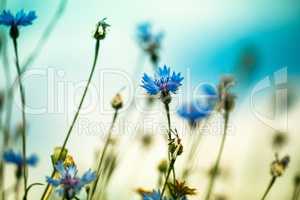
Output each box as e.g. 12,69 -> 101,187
157,159 -> 168,173
111,93 -> 123,110
93,18 -> 110,40
271,155 -> 290,177
51,147 -> 68,166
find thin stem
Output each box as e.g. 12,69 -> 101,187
164,102 -> 176,184
260,177 -> 276,200
15,179 -> 20,200
292,184 -> 299,200
40,39 -> 101,200
204,111 -> 229,200
293,185 -> 300,200
12,37 -> 27,193
160,158 -> 176,200
90,109 -> 119,199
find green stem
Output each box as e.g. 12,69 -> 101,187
204,111 -> 229,200
160,158 -> 176,200
293,185 -> 300,200
40,39 -> 101,200
260,177 -> 276,200
12,37 -> 28,194
164,102 -> 176,184
90,109 -> 119,199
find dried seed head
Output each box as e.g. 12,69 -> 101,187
111,93 -> 123,110
93,18 -> 110,40
271,155 -> 290,177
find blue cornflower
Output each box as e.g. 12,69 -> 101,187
136,22 -> 164,64
0,10 -> 37,26
178,84 -> 218,126
0,9 -> 37,38
177,101 -> 213,126
141,65 -> 184,97
3,150 -> 38,167
142,190 -> 166,200
46,162 -> 96,199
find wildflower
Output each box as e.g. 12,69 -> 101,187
169,180 -> 196,200
93,18 -> 110,40
177,100 -> 214,127
141,65 -> 183,103
111,93 -> 123,110
46,162 -> 96,199
270,154 -> 290,177
3,150 -> 38,178
137,22 -> 164,65
0,10 -> 37,38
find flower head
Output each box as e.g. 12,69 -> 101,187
94,18 -> 110,40
0,10 -> 37,38
46,162 -> 96,199
136,22 -> 164,64
177,101 -> 213,127
270,154 -> 290,177
169,180 -> 196,200
141,65 -> 183,98
3,150 -> 38,167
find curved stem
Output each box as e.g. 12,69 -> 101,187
204,111 -> 229,200
90,109 -> 119,199
12,38 -> 28,194
40,39 -> 101,200
260,177 -> 276,200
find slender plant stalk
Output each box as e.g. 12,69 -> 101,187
260,177 -> 276,200
204,111 -> 229,200
90,109 -> 119,199
40,39 -> 101,200
292,184 -> 300,200
164,102 -> 176,183
12,38 -> 28,194
160,157 -> 176,200
15,179 -> 20,200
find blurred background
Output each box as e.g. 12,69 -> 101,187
0,0 -> 300,199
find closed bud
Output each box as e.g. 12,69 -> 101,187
93,18 -> 110,40
158,159 -> 168,173
51,147 -> 68,166
271,155 -> 290,177
111,93 -> 123,110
